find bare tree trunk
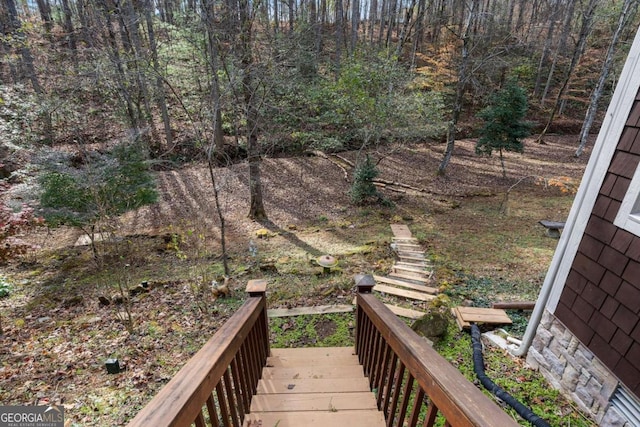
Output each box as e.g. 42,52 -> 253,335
439,0 -> 478,175
576,0 -> 638,157
35,0 -> 53,40
144,0 -> 172,150
207,156 -> 229,276
3,0 -> 51,142
239,0 -> 267,220
204,0 -> 225,156
335,0 -> 344,76
538,0 -> 600,144
533,10 -> 557,98
350,0 -> 360,53
541,0 -> 575,106
395,0 -> 416,58
60,0 -> 77,56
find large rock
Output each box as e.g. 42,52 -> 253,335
411,311 -> 450,343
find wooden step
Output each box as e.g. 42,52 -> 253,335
394,243 -> 422,249
268,304 -> 354,318
390,224 -> 413,238
267,347 -> 359,368
267,355 -> 359,367
270,347 -> 355,358
373,275 -> 438,294
392,264 -> 427,274
391,236 -> 419,245
398,254 -> 426,262
373,284 -> 435,301
243,409 -> 385,426
250,391 -> 378,412
257,377 -> 371,394
396,248 -> 424,255
396,260 -> 428,267
262,365 -> 365,380
385,304 -> 426,319
389,272 -> 431,284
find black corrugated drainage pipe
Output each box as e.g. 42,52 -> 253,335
471,324 -> 551,427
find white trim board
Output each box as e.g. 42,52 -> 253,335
546,27 -> 640,313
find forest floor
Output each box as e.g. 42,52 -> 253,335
0,135 -> 595,426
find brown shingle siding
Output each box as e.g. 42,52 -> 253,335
619,126 -> 640,151
611,229 -> 635,253
628,342 -> 640,368
611,329 -> 633,355
629,130 -> 640,155
583,282 -> 608,309
579,234 -> 605,262
616,281 -> 640,313
609,152 -> 640,179
601,296 -> 620,319
555,302 -> 595,345
590,333 -> 622,368
585,215 -> 617,244
592,195 -> 611,218
633,322 -> 640,342
572,253 -> 607,284
622,259 -> 640,283
600,270 -> 623,296
613,358 -> 640,391
604,199 -> 622,222
598,246 -> 629,276
591,311 -> 617,341
609,177 -> 631,201
612,304 -> 638,335
627,100 -> 640,126
601,174 -> 617,197
574,296 -> 596,323
627,237 -> 640,260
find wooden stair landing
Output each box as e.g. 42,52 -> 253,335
244,347 -> 385,427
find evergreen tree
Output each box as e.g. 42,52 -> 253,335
476,80 -> 532,178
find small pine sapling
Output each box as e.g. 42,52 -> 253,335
476,80 -> 532,178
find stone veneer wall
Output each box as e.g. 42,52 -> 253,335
527,309 -> 637,426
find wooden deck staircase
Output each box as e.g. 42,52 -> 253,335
245,347 -> 385,426
127,278 -> 520,427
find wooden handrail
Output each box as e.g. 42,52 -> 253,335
355,275 -> 519,427
127,279 -> 269,427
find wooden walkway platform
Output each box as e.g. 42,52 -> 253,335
370,224 -> 438,319
244,347 -> 385,426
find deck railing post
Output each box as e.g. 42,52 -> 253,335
355,274 -> 375,358
246,279 -> 270,358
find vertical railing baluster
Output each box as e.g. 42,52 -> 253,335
422,400 -> 439,427
408,388 -> 425,427
375,344 -> 392,409
223,369 -> 240,427
215,380 -> 231,427
247,326 -> 260,394
205,394 -> 220,427
230,356 -> 246,421
383,352 -> 399,417
397,373 -> 415,427
240,339 -> 257,398
363,315 -> 375,375
194,409 -> 206,427
369,330 -> 383,389
372,339 -> 387,396
387,362 -> 406,427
